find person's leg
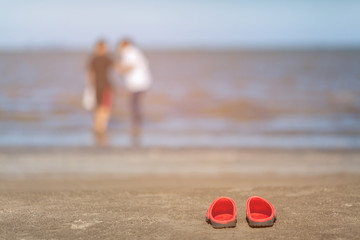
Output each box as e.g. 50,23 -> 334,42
93,86 -> 103,133
94,106 -> 109,133
102,88 -> 113,131
94,88 -> 112,133
94,107 -> 102,133
134,91 -> 142,126
130,91 -> 142,135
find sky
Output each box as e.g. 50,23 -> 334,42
1,0 -> 360,50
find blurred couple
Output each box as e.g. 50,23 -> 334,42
85,39 -> 151,144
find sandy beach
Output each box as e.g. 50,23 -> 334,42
2,1 -> 360,239
1,148 -> 359,239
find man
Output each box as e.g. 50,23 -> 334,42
87,40 -> 113,134
117,39 -> 152,136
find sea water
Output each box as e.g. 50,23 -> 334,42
0,50 -> 360,148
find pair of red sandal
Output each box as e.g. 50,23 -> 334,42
205,196 -> 276,228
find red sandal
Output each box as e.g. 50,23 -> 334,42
246,196 -> 276,227
205,196 -> 237,228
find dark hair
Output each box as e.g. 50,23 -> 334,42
96,39 -> 106,48
118,38 -> 133,48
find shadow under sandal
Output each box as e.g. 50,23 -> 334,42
246,196 -> 277,227
205,196 -> 237,228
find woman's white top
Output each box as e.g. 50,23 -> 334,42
121,45 -> 152,92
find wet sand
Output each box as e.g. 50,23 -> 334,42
1,148 -> 360,239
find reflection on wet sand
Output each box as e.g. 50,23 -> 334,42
131,130 -> 141,148
94,128 -> 142,148
94,131 -> 109,146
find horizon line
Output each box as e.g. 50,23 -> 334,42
1,45 -> 360,52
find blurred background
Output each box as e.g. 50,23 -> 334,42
1,0 -> 360,148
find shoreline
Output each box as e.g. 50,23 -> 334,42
2,48 -> 360,54
1,148 -> 360,178
2,146 -> 360,152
